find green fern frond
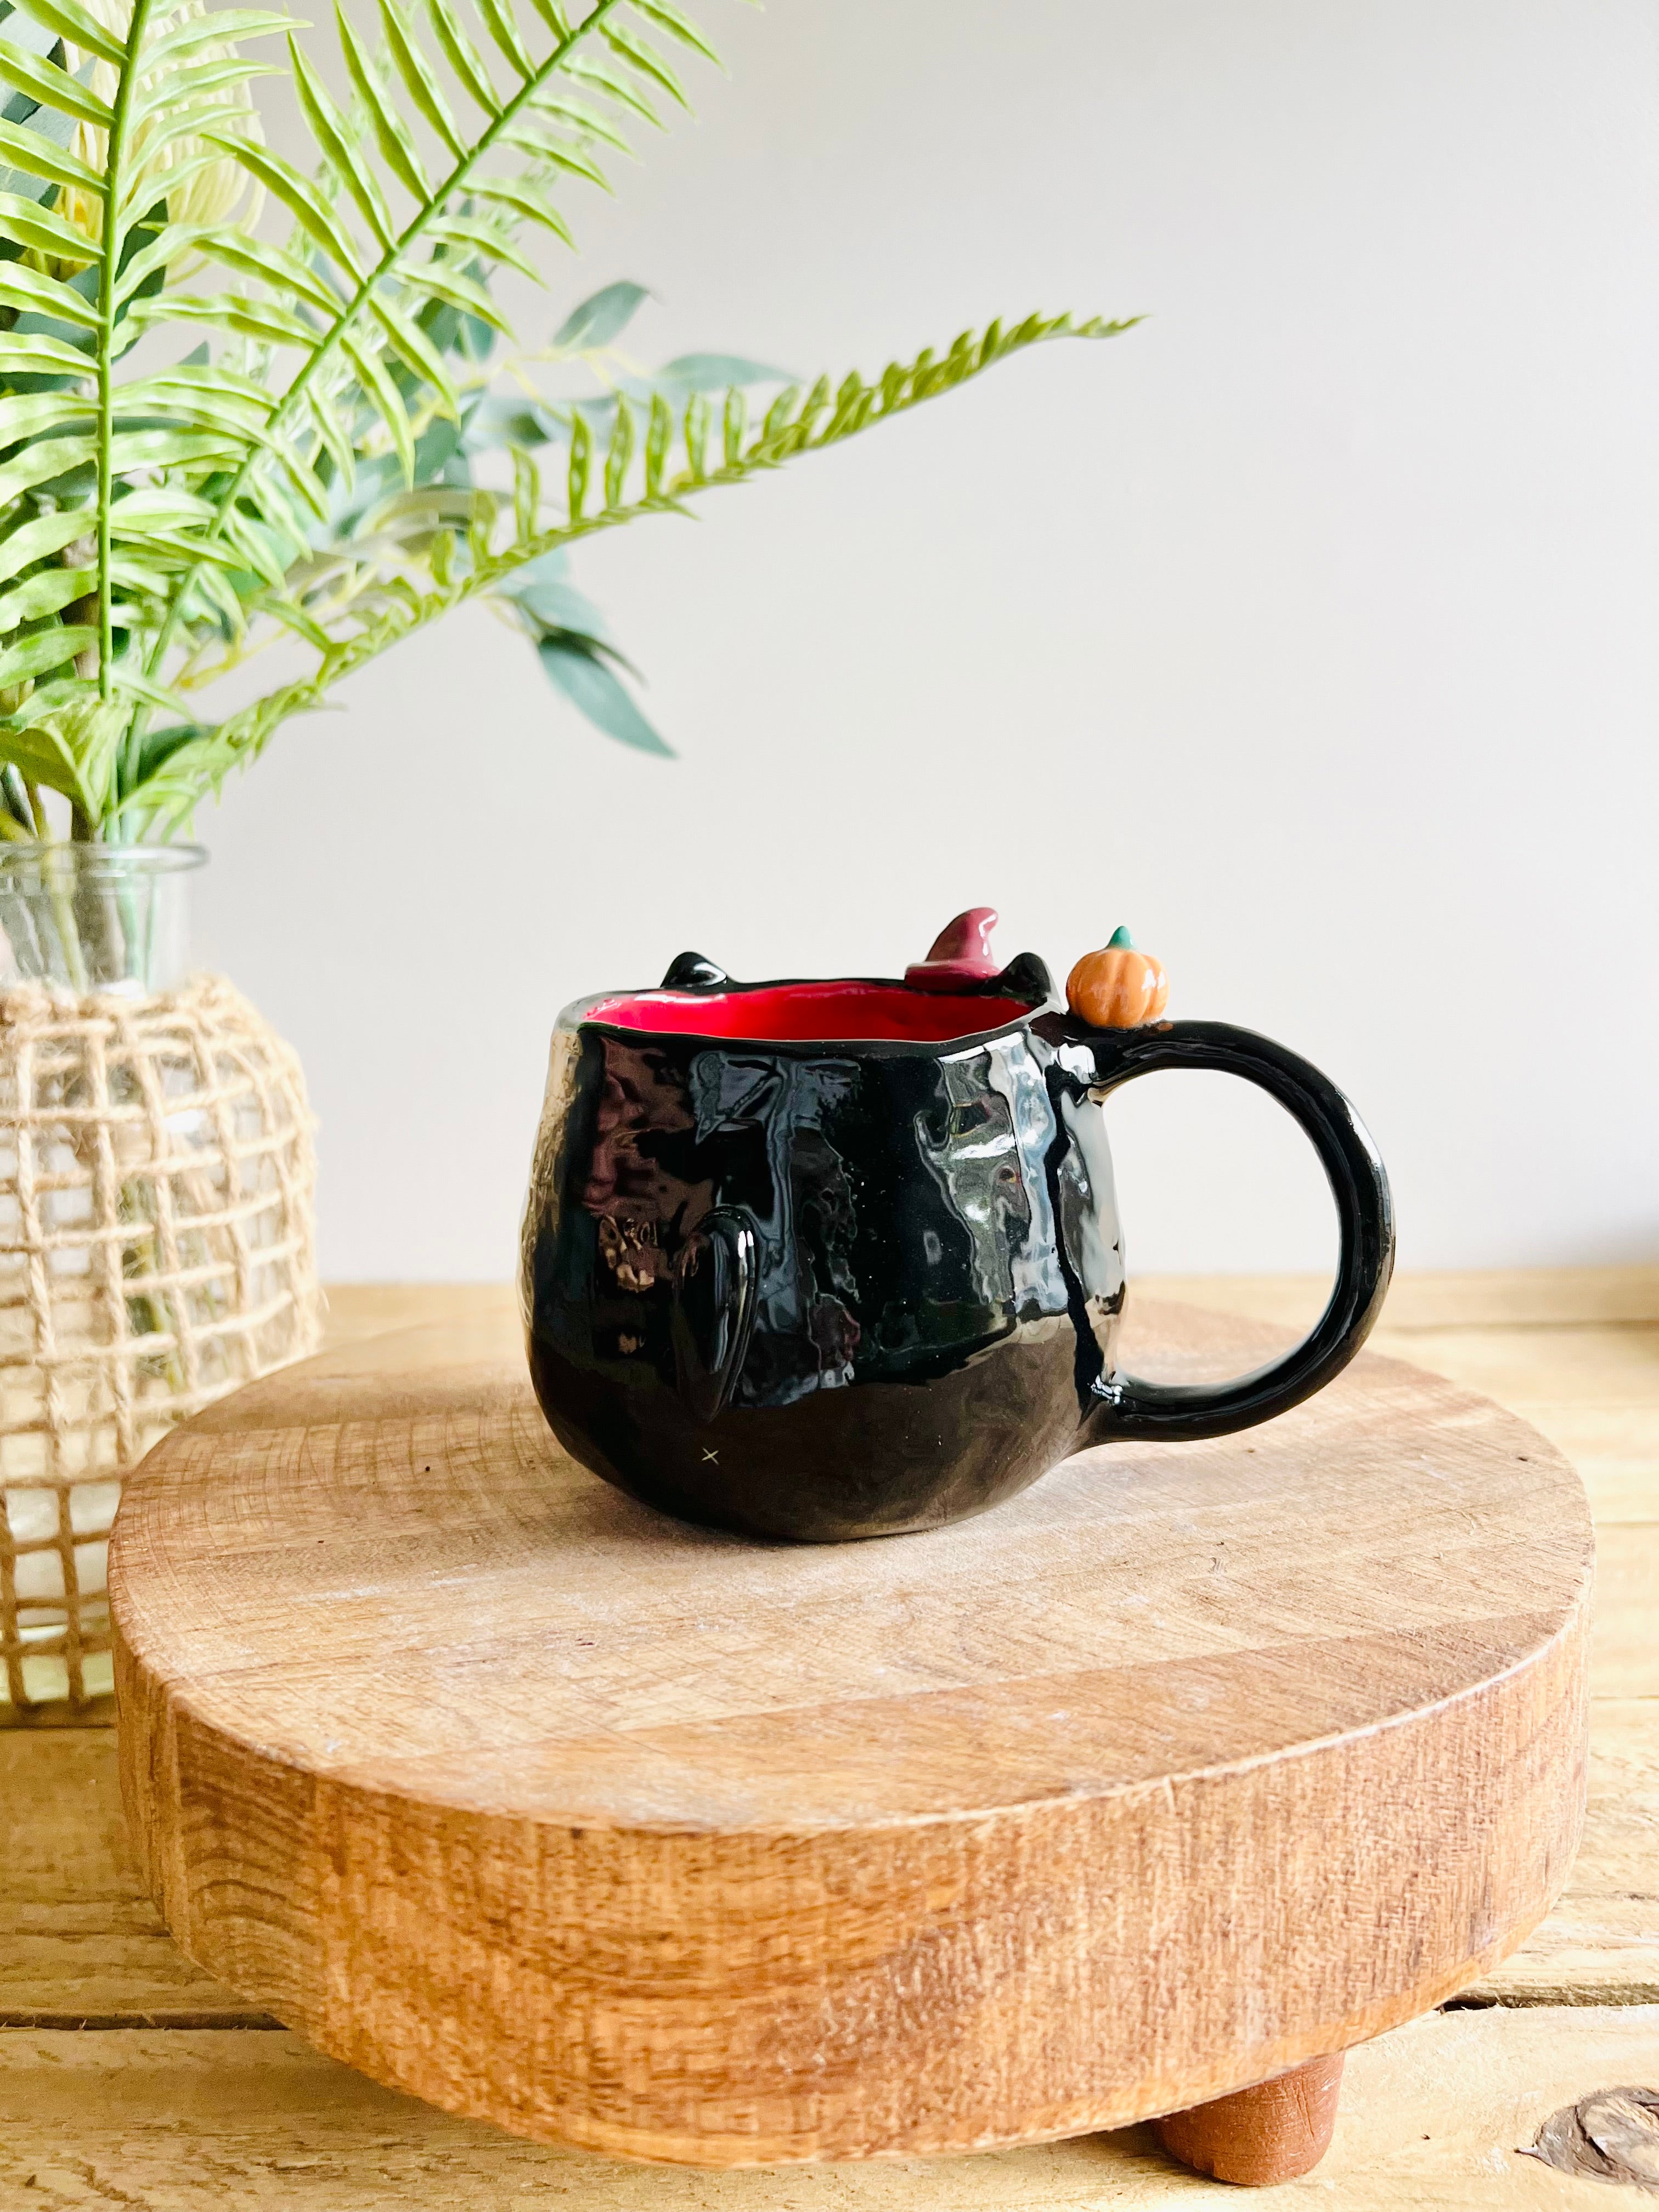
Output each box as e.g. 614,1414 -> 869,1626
115,312 -> 1133,830
132,0 -> 710,673
0,0 -> 289,755
0,0 -> 1136,828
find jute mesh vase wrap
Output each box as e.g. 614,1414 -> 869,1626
0,973 -> 320,1717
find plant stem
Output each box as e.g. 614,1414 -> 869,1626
49,878 -> 89,991
117,876 -> 146,986
97,0 -> 157,705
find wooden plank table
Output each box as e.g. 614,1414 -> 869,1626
4,1272 -> 1657,2206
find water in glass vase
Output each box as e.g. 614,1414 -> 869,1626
0,842 -> 204,994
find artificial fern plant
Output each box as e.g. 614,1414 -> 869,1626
0,0 -> 1132,840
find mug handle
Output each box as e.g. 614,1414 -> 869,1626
1056,1018 -> 1395,1442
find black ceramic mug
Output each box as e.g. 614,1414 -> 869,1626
520,925 -> 1394,1542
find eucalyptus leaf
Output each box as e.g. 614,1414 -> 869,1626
460,392 -> 562,450
537,632 -> 671,755
551,278 -> 650,351
633,352 -> 793,396
681,349 -> 797,394
493,545 -> 610,637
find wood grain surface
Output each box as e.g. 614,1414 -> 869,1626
5,2006 -> 1659,2209
9,1694 -> 1651,2028
108,1300 -> 1594,2166
0,1730 -> 259,2027
3,1272 -> 1654,2208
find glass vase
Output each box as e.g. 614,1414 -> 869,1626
0,840 -> 203,993
0,845 -> 321,1716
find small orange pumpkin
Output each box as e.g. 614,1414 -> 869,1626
1066,927 -> 1168,1028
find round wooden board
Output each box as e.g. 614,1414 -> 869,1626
110,1302 -> 1592,2168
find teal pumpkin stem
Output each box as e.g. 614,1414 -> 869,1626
1107,926 -> 1135,949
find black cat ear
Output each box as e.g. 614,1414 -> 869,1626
660,951 -> 730,990
996,951 -> 1056,1003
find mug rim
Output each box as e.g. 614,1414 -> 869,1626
557,974 -> 1048,1055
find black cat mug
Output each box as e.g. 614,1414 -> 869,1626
519,911 -> 1394,1542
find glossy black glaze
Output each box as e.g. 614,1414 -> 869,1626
520,960 -> 1395,1542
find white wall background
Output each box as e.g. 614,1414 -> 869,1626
195,0 -> 1659,1283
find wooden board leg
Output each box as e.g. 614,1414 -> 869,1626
1151,2052 -> 1346,2186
